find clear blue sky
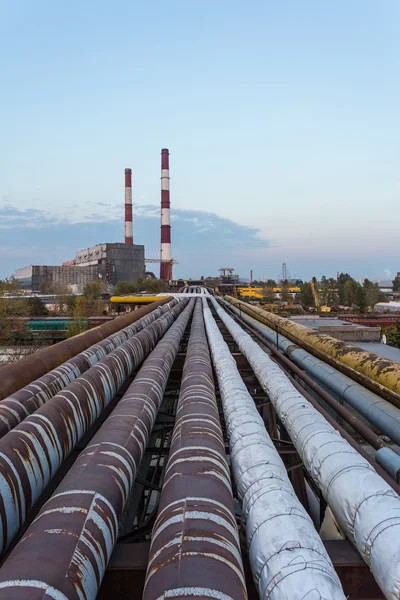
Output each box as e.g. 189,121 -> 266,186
1,1 -> 399,281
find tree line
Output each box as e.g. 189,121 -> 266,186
299,273 -> 386,312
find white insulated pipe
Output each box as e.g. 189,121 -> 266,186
202,298 -> 345,600
209,297 -> 400,600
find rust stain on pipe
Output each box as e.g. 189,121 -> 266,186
143,299 -> 247,600
0,300 -> 195,600
0,297 -> 173,401
0,299 -> 188,558
226,297 -> 400,405
0,299 -> 179,439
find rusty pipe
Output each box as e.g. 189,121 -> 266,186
0,299 -> 180,439
143,299 -> 247,600
225,297 -> 400,405
0,297 -> 173,400
0,299 -> 188,557
222,302 -> 388,451
0,299 -> 195,600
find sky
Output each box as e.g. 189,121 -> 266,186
0,1 -> 399,282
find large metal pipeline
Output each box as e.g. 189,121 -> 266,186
226,296 -> 400,402
202,298 -> 345,600
0,298 -> 180,439
223,300 -> 400,447
0,299 -> 194,600
143,299 -> 247,600
0,297 -> 173,400
213,298 -> 400,600
0,299 -> 188,557
0,300 -> 194,600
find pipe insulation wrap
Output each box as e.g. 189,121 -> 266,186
202,298 -> 345,600
223,300 -> 400,446
211,297 -> 400,600
225,297 -> 400,398
144,299 -> 247,600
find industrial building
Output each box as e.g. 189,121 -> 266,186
15,264 -> 100,292
69,242 -> 145,285
15,243 -> 145,292
14,148 -> 175,291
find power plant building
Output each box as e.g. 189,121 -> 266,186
15,265 -> 101,293
16,243 -> 145,292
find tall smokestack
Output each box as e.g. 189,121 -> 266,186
160,148 -> 172,280
125,168 -> 133,244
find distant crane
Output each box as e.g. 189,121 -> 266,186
310,279 -> 320,309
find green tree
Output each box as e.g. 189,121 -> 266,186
140,279 -> 169,293
355,284 -> 367,313
266,279 -> 277,288
262,288 -> 275,303
40,282 -> 72,295
337,273 -> 352,285
343,278 -> 358,307
363,279 -> 385,308
386,323 -> 400,348
83,280 -> 106,303
300,282 -> 314,307
281,279 -> 291,303
26,297 -> 49,316
112,278 -> 169,295
66,296 -> 90,338
393,277 -> 400,292
112,280 -> 139,295
0,278 -> 30,344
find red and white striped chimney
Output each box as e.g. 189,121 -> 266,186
124,168 -> 133,244
160,148 -> 172,280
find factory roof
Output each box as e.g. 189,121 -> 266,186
290,317 -> 364,329
356,342 -> 400,364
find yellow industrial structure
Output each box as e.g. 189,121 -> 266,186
110,296 -> 161,304
310,280 -> 331,312
237,287 -> 300,299
225,296 -> 400,401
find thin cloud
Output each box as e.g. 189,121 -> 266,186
0,202 -> 271,279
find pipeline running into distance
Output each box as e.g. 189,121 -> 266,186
0,299 -> 194,600
0,298 -> 189,557
223,299 -> 400,447
226,296 -> 400,403
202,298 -> 345,600
212,297 -> 400,600
143,299 -> 247,600
0,297 -> 173,400
0,298 -> 180,439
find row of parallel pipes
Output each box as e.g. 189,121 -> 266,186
0,297 -> 173,400
143,299 -> 247,600
0,298 -> 189,557
0,298 -> 181,439
212,297 -> 400,600
0,300 -> 195,600
223,299 -> 400,447
226,296 -> 400,404
202,298 -> 346,600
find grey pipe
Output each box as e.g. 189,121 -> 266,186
223,300 -> 400,446
376,448 -> 400,483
